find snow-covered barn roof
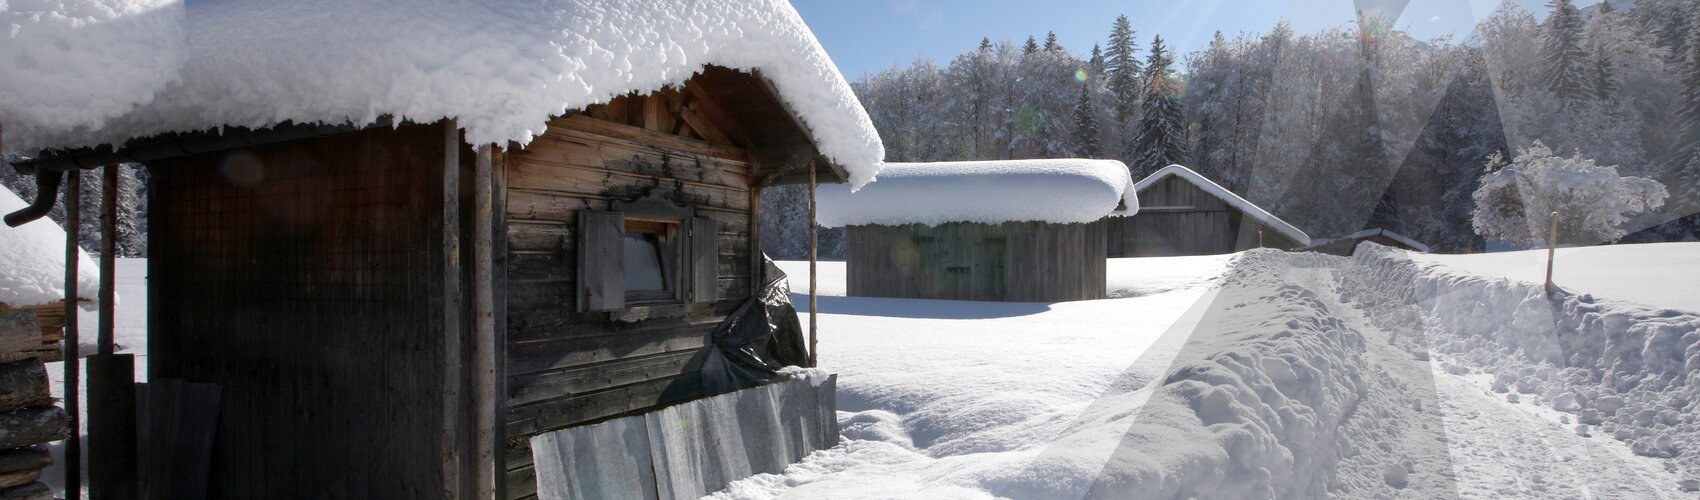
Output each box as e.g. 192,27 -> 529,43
0,187 -> 101,309
1304,228 -> 1430,253
817,159 -> 1139,228
1133,165 -> 1310,246
1,0 -> 885,188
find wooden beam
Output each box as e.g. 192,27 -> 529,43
440,121 -> 466,499
681,79 -> 755,148
472,144 -> 498,499
90,163 -> 138,500
807,161 -> 818,368
62,169 -> 80,497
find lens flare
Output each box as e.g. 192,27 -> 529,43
1074,68 -> 1089,82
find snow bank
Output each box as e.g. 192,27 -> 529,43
3,0 -> 884,188
1410,242 -> 1700,313
1135,165 -> 1310,246
0,0 -> 186,148
0,187 -> 100,308
816,159 -> 1138,227
1347,243 -> 1700,486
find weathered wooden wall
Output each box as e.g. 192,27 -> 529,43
845,220 -> 1107,302
148,122 -> 459,498
1106,176 -> 1300,257
500,92 -> 760,498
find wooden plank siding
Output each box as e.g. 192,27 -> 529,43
147,122 -> 459,498
1106,175 -> 1299,257
845,220 -> 1107,303
500,109 -> 758,498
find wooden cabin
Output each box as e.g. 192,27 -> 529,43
820,160 -> 1134,303
1300,228 -> 1430,256
1107,165 -> 1310,257
9,64 -> 862,499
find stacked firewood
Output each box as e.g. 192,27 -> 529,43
0,311 -> 71,500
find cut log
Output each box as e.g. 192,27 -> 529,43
0,468 -> 38,491
0,481 -> 49,500
0,448 -> 50,473
0,407 -> 69,450
0,359 -> 51,413
0,312 -> 41,361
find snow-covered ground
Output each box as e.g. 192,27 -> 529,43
746,245 -> 1700,498
1409,242 -> 1700,313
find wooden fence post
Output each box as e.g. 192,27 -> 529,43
1545,211 -> 1559,295
807,161 -> 819,368
63,169 -> 81,497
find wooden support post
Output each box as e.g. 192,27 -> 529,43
750,187 -> 763,296
472,144 -> 498,499
1545,211 -> 1559,295
439,122 -> 465,499
807,162 -> 819,368
63,169 -> 81,497
89,164 -> 139,500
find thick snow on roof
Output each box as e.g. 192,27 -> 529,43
1134,165 -> 1310,246
816,159 -> 1138,227
0,0 -> 186,147
1,0 -> 885,188
0,187 -> 100,308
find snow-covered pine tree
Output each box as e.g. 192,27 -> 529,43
1126,35 -> 1187,177
1088,44 -> 1104,77
979,37 -> 992,51
1044,31 -> 1061,53
1070,83 -> 1103,158
1023,36 -> 1039,56
1105,16 -> 1141,123
1541,0 -> 1592,105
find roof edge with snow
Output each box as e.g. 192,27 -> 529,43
1132,165 -> 1310,246
817,159 -> 1139,228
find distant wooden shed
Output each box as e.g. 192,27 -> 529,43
1300,228 -> 1430,256
1107,165 -> 1310,257
820,160 -> 1136,302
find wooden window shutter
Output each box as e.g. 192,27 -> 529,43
578,210 -> 625,311
690,216 -> 720,304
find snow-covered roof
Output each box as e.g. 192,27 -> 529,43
0,187 -> 101,309
1305,228 -> 1430,253
1133,165 -> 1310,246
817,159 -> 1139,228
2,0 -> 885,188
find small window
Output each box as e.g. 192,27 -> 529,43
622,219 -> 676,302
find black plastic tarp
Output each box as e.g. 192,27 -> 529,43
700,255 -> 810,395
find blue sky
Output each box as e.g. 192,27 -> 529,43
793,0 -> 1565,79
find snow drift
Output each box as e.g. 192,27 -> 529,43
1347,243 -> 1700,487
816,159 -> 1138,227
1,0 -> 885,188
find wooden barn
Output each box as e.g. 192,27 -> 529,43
1107,165 -> 1310,257
818,160 -> 1137,302
1300,228 -> 1431,256
1,2 -> 882,499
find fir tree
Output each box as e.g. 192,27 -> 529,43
979,37 -> 992,51
1023,36 -> 1039,55
1541,0 -> 1591,104
1126,35 -> 1187,175
1105,16 -> 1142,123
1596,0 -> 1614,15
1592,41 -> 1617,101
1043,31 -> 1061,53
1088,44 -> 1104,77
1070,83 -> 1103,158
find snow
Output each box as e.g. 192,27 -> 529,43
0,186 -> 100,308
1,0 -> 884,189
740,243 -> 1700,498
815,159 -> 1138,228
1408,242 -> 1700,313
1133,165 -> 1310,246
0,0 -> 186,148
